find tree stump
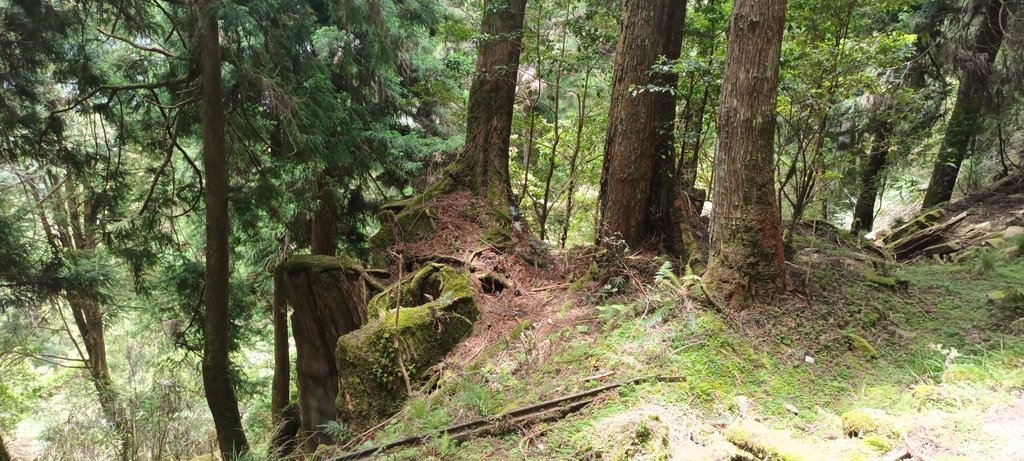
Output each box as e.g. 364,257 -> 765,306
336,263 -> 479,431
282,255 -> 368,449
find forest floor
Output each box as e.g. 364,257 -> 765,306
325,199 -> 1024,461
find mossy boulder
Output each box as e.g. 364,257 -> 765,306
843,332 -> 879,359
335,264 -> 479,430
725,420 -> 817,461
841,409 -> 890,438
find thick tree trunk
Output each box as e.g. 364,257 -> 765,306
922,0 -> 1004,208
704,0 -> 789,308
851,123 -> 890,234
459,0 -> 528,210
282,256 -> 367,450
598,0 -> 688,250
270,264 -> 290,422
195,0 -> 249,457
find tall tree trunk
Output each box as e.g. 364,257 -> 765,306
270,264 -> 290,421
852,123 -> 890,234
459,0 -> 528,211
311,176 -> 338,256
598,0 -> 687,249
67,286 -> 132,453
704,0 -> 789,308
45,178 -> 133,457
560,66 -> 593,248
195,0 -> 249,457
922,0 -> 1004,208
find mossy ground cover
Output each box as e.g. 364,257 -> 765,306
332,238 -> 1024,460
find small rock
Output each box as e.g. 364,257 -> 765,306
984,237 -> 1007,249
784,403 -> 799,415
804,355 -> 815,364
1004,226 -> 1024,240
735,395 -> 751,418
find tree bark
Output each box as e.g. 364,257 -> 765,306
271,264 -> 290,422
852,123 -> 890,234
704,0 -> 789,308
598,0 -> 688,250
67,287 -> 131,452
311,176 -> 338,256
282,256 -> 368,450
195,0 -> 249,457
0,430 -> 11,461
459,0 -> 528,210
921,0 -> 1004,208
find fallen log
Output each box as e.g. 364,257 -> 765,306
888,212 -> 967,260
328,375 -> 685,461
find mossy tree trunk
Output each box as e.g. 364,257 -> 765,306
459,0 -> 528,212
195,0 -> 249,457
282,256 -> 368,450
704,0 -> 788,309
311,175 -> 339,256
598,0 -> 689,254
852,122 -> 890,234
922,0 -> 1004,208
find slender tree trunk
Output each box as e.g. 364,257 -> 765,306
67,287 -> 132,453
538,21 -> 569,241
922,0 -> 1004,208
460,0 -> 529,211
311,176 -> 338,256
559,66 -> 592,249
852,123 -> 890,234
704,0 -> 789,309
195,0 -> 249,457
271,264 -> 290,421
598,0 -> 687,249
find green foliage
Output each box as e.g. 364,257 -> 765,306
976,249 -> 1000,273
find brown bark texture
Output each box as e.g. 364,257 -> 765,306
271,264 -> 290,422
704,0 -> 789,308
282,256 -> 368,450
922,0 -> 1004,208
195,0 -> 249,457
311,176 -> 339,256
852,123 -> 889,234
459,0 -> 528,210
598,0 -> 688,251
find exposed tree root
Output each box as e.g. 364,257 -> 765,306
327,376 -> 685,461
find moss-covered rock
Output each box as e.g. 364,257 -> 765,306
725,420 -> 817,461
335,264 -> 478,430
841,409 -> 889,438
843,332 -> 879,359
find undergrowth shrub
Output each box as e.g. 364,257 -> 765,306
976,249 -> 999,273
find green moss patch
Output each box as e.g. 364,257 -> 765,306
335,264 -> 479,431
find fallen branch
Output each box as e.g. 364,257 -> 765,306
328,375 -> 685,461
